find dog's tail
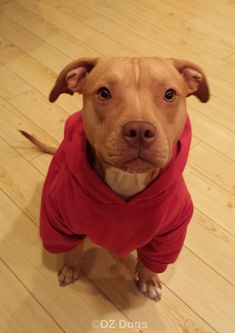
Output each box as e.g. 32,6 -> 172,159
19,130 -> 57,155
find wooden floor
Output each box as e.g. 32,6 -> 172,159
0,0 -> 235,332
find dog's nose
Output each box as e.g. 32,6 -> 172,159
122,121 -> 156,148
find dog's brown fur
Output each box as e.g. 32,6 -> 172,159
22,57 -> 209,300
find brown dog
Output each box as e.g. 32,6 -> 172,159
22,57 -> 209,300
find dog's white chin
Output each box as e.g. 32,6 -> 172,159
105,166 -> 150,198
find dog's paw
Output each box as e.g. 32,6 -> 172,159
58,265 -> 81,287
135,261 -> 162,301
136,277 -> 162,301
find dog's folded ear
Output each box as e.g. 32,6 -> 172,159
49,58 -> 98,102
170,58 -> 210,103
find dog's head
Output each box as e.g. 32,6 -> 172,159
49,57 -> 209,174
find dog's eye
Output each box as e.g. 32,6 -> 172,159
97,87 -> 112,101
164,89 -> 176,102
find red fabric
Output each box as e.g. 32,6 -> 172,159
40,112 -> 193,273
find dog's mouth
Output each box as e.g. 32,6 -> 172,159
99,149 -> 169,174
120,146 -> 170,173
122,157 -> 155,173
100,154 -> 155,174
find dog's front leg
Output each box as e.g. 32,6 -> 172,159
135,260 -> 162,301
58,242 -> 84,287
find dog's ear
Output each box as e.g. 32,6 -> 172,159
49,58 -> 98,102
170,58 -> 209,103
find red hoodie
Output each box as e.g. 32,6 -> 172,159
40,112 -> 193,273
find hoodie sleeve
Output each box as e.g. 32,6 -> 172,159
38,112 -> 86,253
137,204 -> 193,273
40,196 -> 85,253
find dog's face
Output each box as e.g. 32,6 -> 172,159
50,57 -> 209,174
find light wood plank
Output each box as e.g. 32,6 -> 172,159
0,96 -> 57,161
186,209 -> 235,285
43,0 -> 99,22
189,0 -> 235,20
0,65 -> 30,100
0,15 -> 73,73
108,48 -> 139,57
184,166 -> 235,236
84,0 -> 234,59
0,259 -> 62,333
191,136 -> 200,148
226,53 -> 235,66
186,16 -> 235,47
0,136 -> 43,222
31,153 -> 52,176
189,107 -> 235,162
0,37 -> 83,113
205,76 -> 234,109
165,0 -> 235,30
13,0 -> 121,55
9,90 -> 72,143
85,16 -> 175,57
189,142 -> 235,195
189,95 -> 235,133
124,0 -> 195,22
0,0 -> 99,58
161,248 -> 235,333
